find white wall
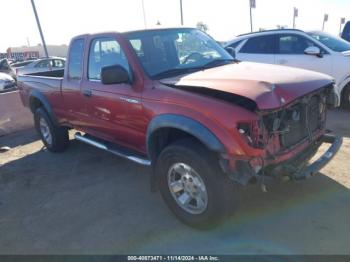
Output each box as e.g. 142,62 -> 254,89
0,91 -> 33,136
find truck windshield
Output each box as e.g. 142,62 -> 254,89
126,28 -> 233,79
308,31 -> 350,52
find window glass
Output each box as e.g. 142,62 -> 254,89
35,59 -> 50,68
228,40 -> 243,49
240,35 -> 275,54
175,32 -> 221,64
88,38 -> 129,80
308,31 -> 350,52
68,39 -> 84,80
277,34 -> 316,54
53,59 -> 65,68
127,29 -> 231,78
130,39 -> 143,56
342,22 -> 350,41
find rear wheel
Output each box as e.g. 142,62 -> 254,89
156,139 -> 237,229
34,108 -> 69,152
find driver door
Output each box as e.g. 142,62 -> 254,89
81,36 -> 145,153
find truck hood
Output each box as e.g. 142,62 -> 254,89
160,62 -> 333,110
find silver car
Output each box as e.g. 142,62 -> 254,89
16,57 -> 65,75
0,73 -> 16,91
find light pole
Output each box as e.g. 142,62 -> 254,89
180,0 -> 184,25
340,17 -> 346,35
322,14 -> 328,31
30,0 -> 49,58
249,0 -> 256,32
293,7 -> 298,29
141,0 -> 147,28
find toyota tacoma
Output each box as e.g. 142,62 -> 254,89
18,28 -> 342,228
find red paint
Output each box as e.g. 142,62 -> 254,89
17,30 -> 333,169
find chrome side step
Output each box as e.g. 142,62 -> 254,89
74,132 -> 151,166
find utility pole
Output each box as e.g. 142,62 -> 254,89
180,0 -> 184,25
340,17 -> 346,36
30,0 -> 49,58
249,0 -> 256,32
141,0 -> 147,28
322,14 -> 328,31
293,7 -> 298,29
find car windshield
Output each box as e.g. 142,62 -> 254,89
126,28 -> 233,79
308,31 -> 350,52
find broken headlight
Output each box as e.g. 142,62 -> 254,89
237,120 -> 266,149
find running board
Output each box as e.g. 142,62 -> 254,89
74,132 -> 151,166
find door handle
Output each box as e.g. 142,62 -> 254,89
83,89 -> 92,97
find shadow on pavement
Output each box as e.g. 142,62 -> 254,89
0,138 -> 349,254
327,109 -> 350,138
0,128 -> 38,149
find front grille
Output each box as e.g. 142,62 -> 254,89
262,90 -> 327,150
280,95 -> 322,148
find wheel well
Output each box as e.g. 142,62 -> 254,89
29,96 -> 43,113
341,83 -> 348,95
148,127 -> 212,161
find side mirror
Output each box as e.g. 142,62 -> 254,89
101,65 -> 130,85
304,46 -> 322,57
225,46 -> 236,59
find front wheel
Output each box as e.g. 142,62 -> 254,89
156,139 -> 237,229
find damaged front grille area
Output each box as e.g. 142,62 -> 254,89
262,88 -> 329,150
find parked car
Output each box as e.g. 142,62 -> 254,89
0,72 -> 16,91
11,60 -> 35,68
16,57 -> 65,75
0,58 -> 16,79
224,29 -> 350,108
18,28 -> 341,228
341,21 -> 350,42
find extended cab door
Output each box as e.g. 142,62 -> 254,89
274,33 -> 332,75
60,38 -> 91,125
81,36 -> 145,153
235,34 -> 276,64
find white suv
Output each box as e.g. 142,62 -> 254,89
224,29 -> 350,108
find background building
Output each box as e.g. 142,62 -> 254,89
2,44 -> 68,61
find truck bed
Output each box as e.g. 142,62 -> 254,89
18,69 -> 63,90
17,69 -> 64,109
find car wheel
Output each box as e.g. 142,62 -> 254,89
341,84 -> 350,110
156,139 -> 237,229
34,108 -> 69,152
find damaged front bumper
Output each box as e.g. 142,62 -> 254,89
225,134 -> 342,185
291,134 -> 342,180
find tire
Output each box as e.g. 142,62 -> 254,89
156,139 -> 237,229
34,108 -> 69,152
341,84 -> 350,109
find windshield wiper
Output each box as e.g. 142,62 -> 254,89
201,59 -> 235,69
153,67 -> 201,79
153,59 -> 235,79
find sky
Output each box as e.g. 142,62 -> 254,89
1,0 -> 350,52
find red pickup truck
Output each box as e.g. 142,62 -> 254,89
18,28 -> 342,228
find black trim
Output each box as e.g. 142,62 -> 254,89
29,90 -> 58,125
293,134 -> 342,180
146,114 -> 225,159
